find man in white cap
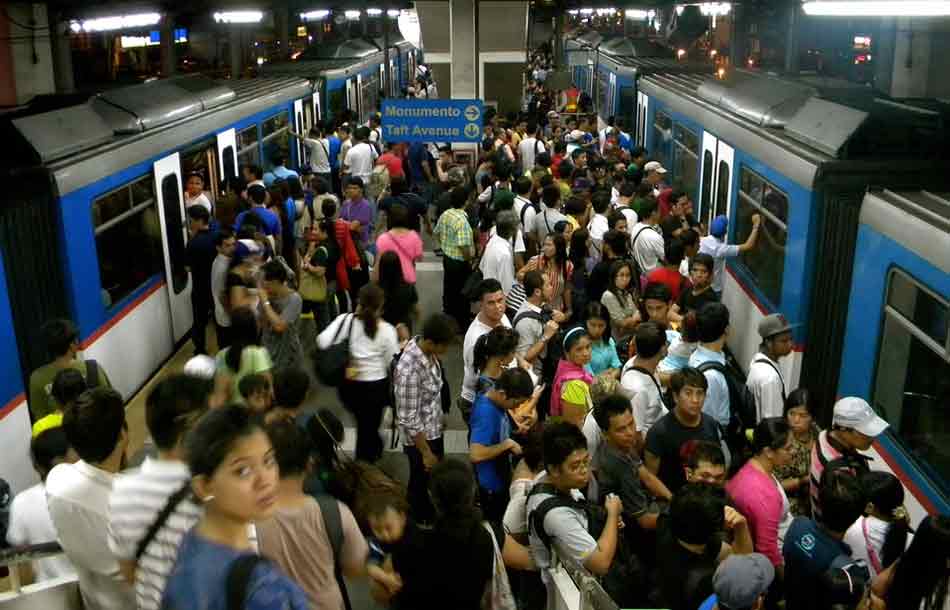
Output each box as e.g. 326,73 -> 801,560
809,396 -> 889,520
643,160 -> 668,196
698,552 -> 775,610
746,314 -> 794,422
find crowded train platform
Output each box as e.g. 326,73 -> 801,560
1,4 -> 949,610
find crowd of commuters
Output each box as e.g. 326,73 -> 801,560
4,57 -> 948,610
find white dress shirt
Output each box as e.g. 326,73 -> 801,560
630,222 -> 665,275
480,233 -> 516,295
746,352 -> 787,422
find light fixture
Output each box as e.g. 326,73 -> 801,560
676,5 -> 685,14
802,0 -> 950,15
120,35 -> 157,48
69,12 -> 161,32
387,9 -> 401,17
300,9 -> 330,20
344,10 -> 361,20
366,8 -> 383,16
257,56 -> 265,65
709,49 -> 718,57
625,9 -> 650,18
717,67 -> 726,78
579,8 -> 594,14
699,2 -> 731,15
676,48 -> 686,59
747,57 -> 755,66
213,11 -> 264,24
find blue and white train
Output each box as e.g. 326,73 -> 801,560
0,74 -> 319,493
636,68 -> 950,519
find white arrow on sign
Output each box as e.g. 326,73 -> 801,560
464,105 -> 481,122
464,123 -> 481,138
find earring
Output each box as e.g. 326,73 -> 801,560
202,495 -> 215,503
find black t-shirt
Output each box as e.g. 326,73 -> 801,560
382,283 -> 419,330
656,513 -> 722,610
380,192 -> 429,233
660,213 -> 699,242
645,411 -> 724,494
677,286 -> 719,314
393,519 -> 496,610
185,229 -> 217,296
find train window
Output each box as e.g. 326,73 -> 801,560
329,88 -> 345,119
653,111 -> 673,172
596,69 -> 610,118
222,146 -> 236,183
91,175 -> 164,309
873,270 -> 950,497
672,124 -> 699,199
238,125 -> 259,168
715,161 -> 730,219
701,150 -> 714,219
736,167 -> 788,307
261,112 -> 290,172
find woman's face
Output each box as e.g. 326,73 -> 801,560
786,405 -> 813,435
769,435 -> 795,468
586,317 -> 607,340
198,430 -> 279,524
613,266 -> 632,291
568,335 -> 592,366
542,236 -> 556,259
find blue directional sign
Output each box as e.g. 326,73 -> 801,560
381,98 -> 484,143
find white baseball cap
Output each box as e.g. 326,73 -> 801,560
644,160 -> 668,174
832,397 -> 889,437
184,355 -> 217,380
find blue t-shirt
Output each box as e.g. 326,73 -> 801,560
697,594 -> 717,610
328,136 -> 342,170
407,142 -> 431,185
469,394 -> 511,493
586,338 -> 622,376
263,166 -> 299,187
283,197 -> 296,226
161,529 -> 309,610
783,516 -> 853,610
234,207 -> 281,237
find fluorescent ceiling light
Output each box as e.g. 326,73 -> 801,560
802,0 -> 950,14
300,9 -> 330,20
579,8 -> 594,14
344,10 -> 361,19
625,9 -> 650,18
69,12 -> 161,32
366,8 -> 383,16
121,35 -> 158,48
699,2 -> 731,15
387,9 -> 401,17
213,11 -> 264,24
568,9 -> 579,14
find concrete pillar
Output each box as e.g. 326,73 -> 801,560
554,11 -> 564,68
450,0 -> 478,99
50,20 -> 74,93
784,2 -> 799,75
230,28 -> 243,78
161,17 -> 176,77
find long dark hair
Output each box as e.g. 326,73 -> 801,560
226,307 -> 259,372
429,458 -> 483,544
583,301 -> 611,343
472,326 -> 519,373
887,515 -> 950,610
753,417 -> 790,455
569,228 -> 589,269
543,232 -> 569,277
376,250 -> 407,297
358,283 -> 384,339
861,471 -> 910,570
605,259 -> 636,305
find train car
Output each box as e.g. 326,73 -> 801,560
0,74 -> 314,493
563,30 -> 602,98
636,69 -> 949,444
837,190 -> 950,522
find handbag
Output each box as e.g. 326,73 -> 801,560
314,314 -> 354,387
300,247 -> 328,302
480,522 -> 518,610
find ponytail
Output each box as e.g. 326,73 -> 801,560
357,283 -> 384,339
861,471 -> 910,570
882,506 -> 912,569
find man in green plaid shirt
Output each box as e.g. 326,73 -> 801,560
434,186 -> 475,330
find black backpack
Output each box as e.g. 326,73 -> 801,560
528,483 -> 608,552
512,310 -> 562,384
696,360 -> 756,456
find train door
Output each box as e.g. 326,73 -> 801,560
346,78 -> 356,117
699,132 -> 735,228
636,91 -> 649,145
153,153 -> 192,342
216,129 -> 238,183
389,56 -> 398,96
312,90 -> 321,123
293,99 -> 305,168
356,74 -> 364,122
379,64 -> 387,101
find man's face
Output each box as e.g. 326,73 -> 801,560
690,263 -> 711,289
551,449 -> 592,490
644,298 -> 670,325
675,384 -> 706,419
767,332 -> 794,359
672,196 -> 688,217
647,171 -> 662,186
686,460 -> 727,487
480,290 -> 507,324
218,237 -> 236,257
575,153 -> 587,169
345,185 -> 362,201
242,167 -> 254,182
605,409 -> 637,453
186,175 -> 204,196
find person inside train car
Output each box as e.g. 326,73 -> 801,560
783,468 -> 867,610
47,387 -> 134,610
29,319 -> 112,421
106,374 -> 211,610
746,314 -> 794,423
343,127 -> 379,195
242,164 -> 265,191
699,213 -> 762,296
184,172 -> 213,214
657,482 -> 753,610
619,321 -> 669,444
289,123 -> 333,188
263,153 -> 299,188
630,198 -> 665,280
159,406 -> 308,610
185,205 -> 218,357
809,397 -> 888,522
645,367 -> 729,494
7,423 -> 76,584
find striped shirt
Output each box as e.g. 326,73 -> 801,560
434,208 -> 473,261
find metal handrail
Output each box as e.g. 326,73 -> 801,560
0,542 -> 66,595
550,550 -> 620,610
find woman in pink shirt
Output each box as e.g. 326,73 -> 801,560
726,417 -> 795,577
374,204 -> 423,284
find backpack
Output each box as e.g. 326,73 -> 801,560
528,483 -> 608,553
512,309 -> 562,384
518,197 -> 539,230
696,360 -> 756,458
620,360 -> 671,410
366,164 -> 390,201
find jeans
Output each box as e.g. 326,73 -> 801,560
442,255 -> 472,332
404,436 -> 445,524
339,378 -> 390,462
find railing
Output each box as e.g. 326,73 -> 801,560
546,549 -> 620,610
0,543 -> 80,610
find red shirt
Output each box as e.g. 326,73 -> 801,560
646,266 -> 690,302
552,154 -> 565,178
377,152 -> 405,179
